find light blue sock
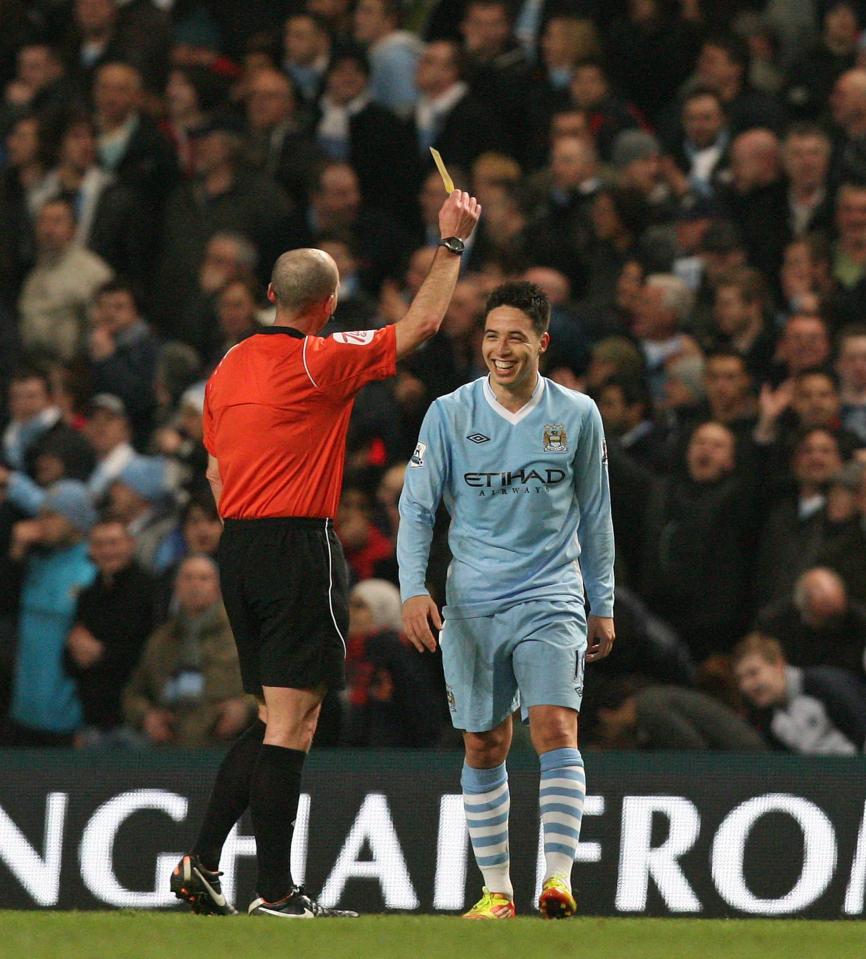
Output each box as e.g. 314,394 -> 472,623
461,761 -> 512,898
539,747 -> 585,889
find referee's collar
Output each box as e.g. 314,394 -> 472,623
257,325 -> 305,339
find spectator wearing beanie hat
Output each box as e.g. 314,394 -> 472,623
612,129 -> 678,221
4,481 -> 96,746
107,455 -> 177,573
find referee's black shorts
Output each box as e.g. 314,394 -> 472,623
218,516 -> 349,695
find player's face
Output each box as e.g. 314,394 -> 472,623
482,306 -> 548,393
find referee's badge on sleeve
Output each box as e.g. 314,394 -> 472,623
332,330 -> 375,345
409,441 -> 426,468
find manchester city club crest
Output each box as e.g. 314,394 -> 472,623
543,424 -> 568,453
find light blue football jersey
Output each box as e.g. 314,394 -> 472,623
397,375 -> 615,618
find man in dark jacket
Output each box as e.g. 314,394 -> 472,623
64,516 -> 155,744
641,420 -> 755,661
314,47 -> 419,229
818,457 -> 866,605
757,566 -> 866,678
87,279 -> 159,448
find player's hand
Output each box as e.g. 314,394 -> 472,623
438,189 -> 481,241
586,615 -> 615,663
402,594 -> 442,653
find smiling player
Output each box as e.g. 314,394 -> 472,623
398,281 -> 616,919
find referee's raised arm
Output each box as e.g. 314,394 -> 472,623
393,189 -> 481,359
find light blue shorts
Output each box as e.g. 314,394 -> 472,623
439,600 -> 587,732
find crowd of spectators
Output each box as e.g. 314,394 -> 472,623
2,0 -> 866,754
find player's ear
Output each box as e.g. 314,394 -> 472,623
539,331 -> 550,353
266,283 -> 276,304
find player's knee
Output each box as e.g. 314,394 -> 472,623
531,717 -> 577,754
464,731 -> 509,766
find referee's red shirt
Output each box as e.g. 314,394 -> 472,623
203,325 -> 397,519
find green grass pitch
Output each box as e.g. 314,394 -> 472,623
2,913 -> 864,959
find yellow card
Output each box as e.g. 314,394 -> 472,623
430,147 -> 455,194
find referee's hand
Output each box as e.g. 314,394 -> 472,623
402,595 -> 442,653
438,189 -> 481,241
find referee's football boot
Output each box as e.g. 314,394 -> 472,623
538,876 -> 577,919
462,887 -> 516,919
248,886 -> 360,918
170,853 -> 238,916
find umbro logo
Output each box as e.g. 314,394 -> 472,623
467,433 -> 490,444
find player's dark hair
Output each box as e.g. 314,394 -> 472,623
484,281 -> 551,335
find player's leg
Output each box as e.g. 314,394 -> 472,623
529,704 -> 584,918
187,701 -> 267,864
512,601 -> 587,918
442,613 -> 518,918
461,717 -> 515,917
172,707 -> 265,915
245,519 -> 357,918
247,684 -> 319,902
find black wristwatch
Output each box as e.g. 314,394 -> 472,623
438,236 -> 465,255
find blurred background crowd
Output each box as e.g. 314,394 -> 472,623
1,0 -> 866,755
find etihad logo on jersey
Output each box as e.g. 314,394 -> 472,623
464,467 -> 566,495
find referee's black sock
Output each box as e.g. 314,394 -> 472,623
250,743 -> 306,902
192,718 -> 266,871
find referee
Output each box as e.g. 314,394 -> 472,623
171,189 -> 481,919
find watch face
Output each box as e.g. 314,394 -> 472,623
442,237 -> 464,253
